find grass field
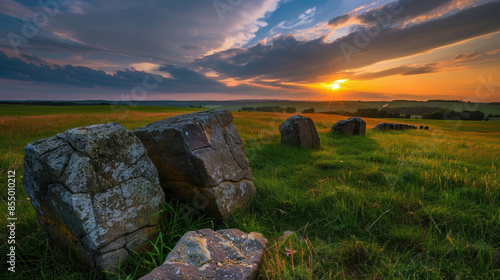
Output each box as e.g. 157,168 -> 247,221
1,105 -> 499,279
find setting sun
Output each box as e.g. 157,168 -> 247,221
331,79 -> 348,90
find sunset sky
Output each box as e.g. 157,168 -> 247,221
0,0 -> 499,101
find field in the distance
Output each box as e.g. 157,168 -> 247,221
1,105 -> 499,279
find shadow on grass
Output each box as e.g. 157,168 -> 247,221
249,142 -> 317,171
324,132 -> 381,155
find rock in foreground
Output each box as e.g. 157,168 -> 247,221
332,118 -> 366,136
140,229 -> 267,280
22,123 -> 165,272
279,115 -> 320,148
133,110 -> 255,220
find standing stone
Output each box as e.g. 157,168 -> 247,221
23,123 -> 165,272
374,123 -> 388,130
279,115 -> 320,148
140,229 -> 267,280
133,110 -> 255,220
332,118 -> 366,136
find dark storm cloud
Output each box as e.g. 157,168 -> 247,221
20,52 -> 46,64
328,0 -> 454,27
194,1 -> 500,83
0,50 -> 236,93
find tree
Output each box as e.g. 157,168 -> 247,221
377,110 -> 388,118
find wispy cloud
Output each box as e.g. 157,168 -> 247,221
271,7 -> 317,34
348,49 -> 500,80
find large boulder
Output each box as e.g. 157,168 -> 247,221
23,123 -> 165,272
133,110 -> 255,220
331,118 -> 366,136
140,229 -> 267,280
279,115 -> 320,148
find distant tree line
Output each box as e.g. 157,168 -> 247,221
322,108 -> 410,118
241,106 -> 297,113
426,99 -> 467,103
422,109 -> 485,120
382,106 -> 445,116
355,108 -> 410,118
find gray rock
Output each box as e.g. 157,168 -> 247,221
133,110 -> 255,220
140,229 -> 267,280
23,123 -> 165,272
374,123 -> 388,130
331,118 -> 366,136
279,115 -> 320,148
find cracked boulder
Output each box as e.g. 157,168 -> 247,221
133,110 -> 255,220
331,118 -> 366,136
140,229 -> 267,280
22,123 -> 165,272
279,115 -> 320,148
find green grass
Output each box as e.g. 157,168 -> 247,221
1,106 -> 499,279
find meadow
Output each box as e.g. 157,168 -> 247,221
1,105 -> 499,279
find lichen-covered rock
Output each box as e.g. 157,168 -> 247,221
22,123 -> 165,272
331,118 -> 366,136
279,115 -> 320,148
133,110 -> 255,220
140,229 -> 267,280
374,123 -> 417,130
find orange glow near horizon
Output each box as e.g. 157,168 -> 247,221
305,79 -> 350,92
331,79 -> 348,90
